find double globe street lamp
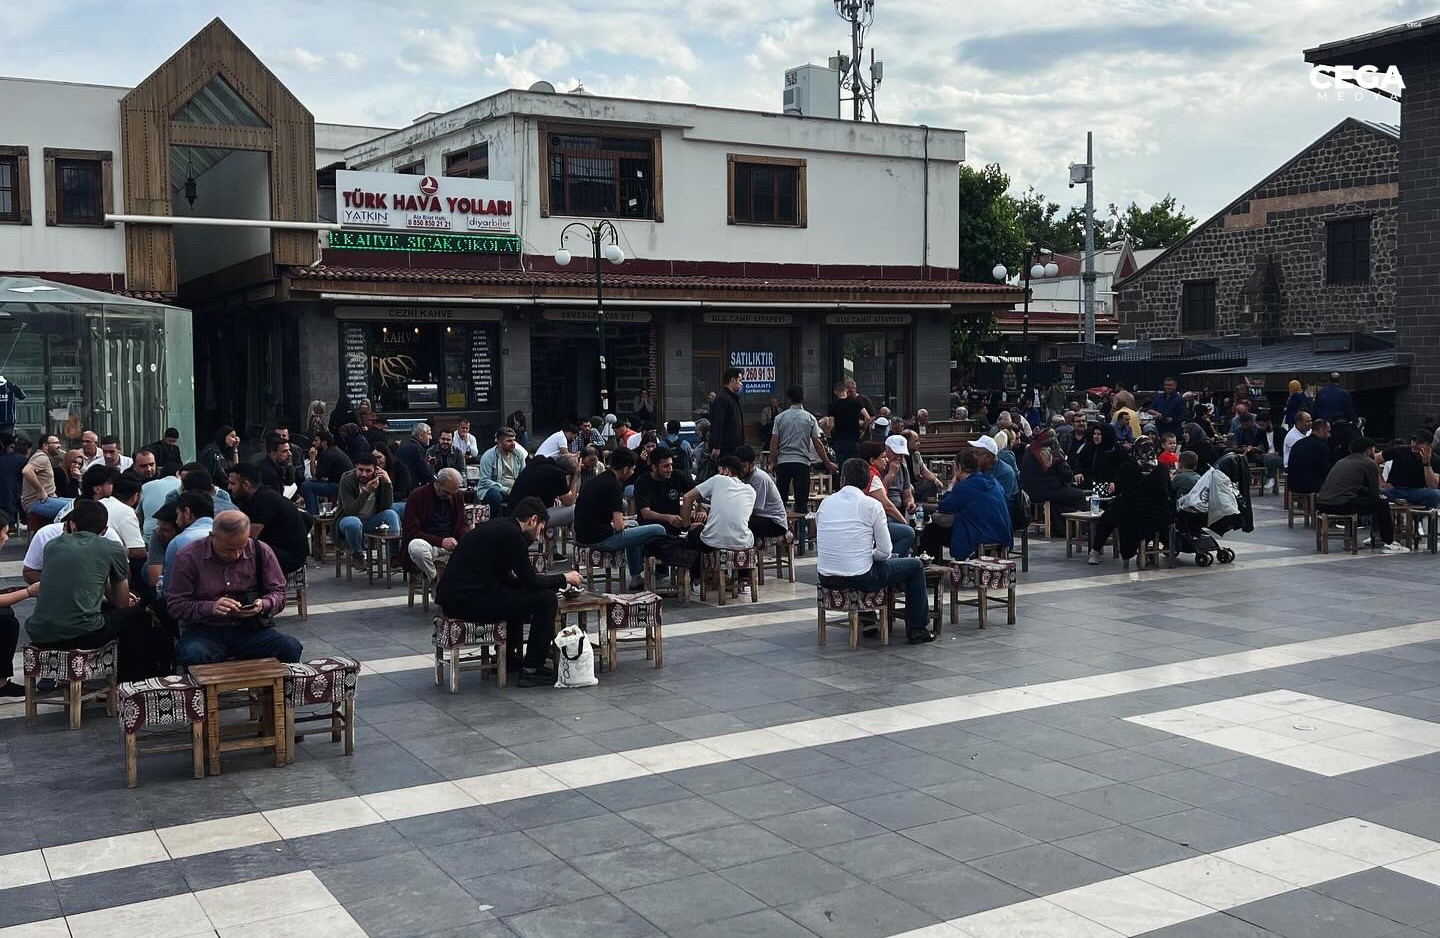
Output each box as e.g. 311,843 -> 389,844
555,220 -> 626,414
993,247 -> 1059,393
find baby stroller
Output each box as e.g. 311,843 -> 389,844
1173,452 -> 1253,566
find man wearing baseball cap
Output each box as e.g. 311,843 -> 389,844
882,434 -> 916,522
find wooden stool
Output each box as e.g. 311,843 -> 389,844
1315,512 -> 1359,554
1248,464 -> 1268,496
1391,503 -> 1439,553
407,557 -> 447,611
974,542 -> 1011,561
700,547 -> 759,606
756,530 -> 796,584
1288,491 -> 1316,529
334,541 -> 355,580
1029,500 -> 1052,541
364,532 -> 403,588
643,555 -> 690,606
310,515 -> 334,562
116,676 -> 206,788
1129,529 -> 1172,570
889,567 -> 944,636
188,659 -> 289,775
432,615 -> 508,692
23,641 -> 118,730
787,510 -> 817,552
598,591 -> 664,670
283,656 -> 359,764
572,544 -> 626,591
949,559 -> 1018,629
816,586 -> 890,650
285,566 -> 309,620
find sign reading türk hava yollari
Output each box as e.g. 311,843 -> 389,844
335,169 -> 516,234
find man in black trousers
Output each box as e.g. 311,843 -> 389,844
436,496 -> 582,686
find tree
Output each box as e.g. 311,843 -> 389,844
1107,195 -> 1196,250
955,163 -> 1024,283
952,310 -> 998,381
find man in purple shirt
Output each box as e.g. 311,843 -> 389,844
167,510 -> 302,667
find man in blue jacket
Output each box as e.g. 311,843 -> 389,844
1148,377 -> 1188,437
939,446 -> 1013,562
1313,372 -> 1356,424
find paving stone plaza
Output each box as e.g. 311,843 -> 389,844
5,497 -> 1440,938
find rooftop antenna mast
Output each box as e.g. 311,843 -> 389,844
832,0 -> 882,121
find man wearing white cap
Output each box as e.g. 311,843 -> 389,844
969,434 -> 1018,499
882,434 -> 915,521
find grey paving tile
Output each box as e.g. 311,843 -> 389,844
1059,782 -> 1193,822
504,896 -> 660,938
1055,825 -> 1202,874
982,798 -> 1118,841
460,857 -> 605,917
1311,868 -> 1440,927
706,781 -> 829,820
568,841 -> 707,892
789,766 -> 906,802
778,883 -> 937,938
580,775 -> 695,813
969,840 -> 1124,895
876,861 -> 1034,920
618,871 -> 766,930
1230,888 -> 1403,938
668,822 -> 799,869
1141,913 -> 1284,938
1134,807 -> 1272,852
815,833 -> 955,882
667,761 -> 776,794
526,813 -> 654,859
620,796 -> 742,839
1062,747 -> 1184,782
1132,768 -> 1267,806
175,841 -> 309,891
758,805 -> 890,849
718,852 -> 864,905
919,775 -> 1049,813
0,882 -> 58,928
424,832 -> 556,880
987,760 -> 1114,796
666,909 -> 822,938
837,790 -> 967,830
900,815 -> 1039,861
347,887 -> 495,938
1207,792 -> 1344,834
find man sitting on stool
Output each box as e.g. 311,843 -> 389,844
680,456 -> 756,583
167,510 -> 303,666
816,459 -> 934,644
1317,437 -> 1410,553
734,446 -> 789,541
403,467 -> 470,583
437,496 -> 582,687
336,454 -> 400,570
475,426 -> 527,514
228,462 -> 310,575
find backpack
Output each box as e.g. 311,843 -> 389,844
664,435 -> 692,474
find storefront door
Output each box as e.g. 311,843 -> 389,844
829,328 -> 909,417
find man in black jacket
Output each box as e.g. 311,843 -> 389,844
436,496 -> 582,686
707,367 -> 745,460
145,428 -> 184,478
1286,418 -> 1333,495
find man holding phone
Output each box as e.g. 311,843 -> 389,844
167,510 -> 302,666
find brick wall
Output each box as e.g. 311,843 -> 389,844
1395,58 -> 1440,427
1118,120 -> 1399,340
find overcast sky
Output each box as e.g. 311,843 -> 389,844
4,0 -> 1419,224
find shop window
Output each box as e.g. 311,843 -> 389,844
444,145 -> 488,179
728,155 -> 806,227
1326,217 -> 1370,284
1181,280 -> 1216,333
343,322 -> 498,413
395,160 -> 424,175
43,148 -> 112,227
541,126 -> 662,220
0,146 -> 30,224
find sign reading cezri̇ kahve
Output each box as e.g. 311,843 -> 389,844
335,169 -> 516,234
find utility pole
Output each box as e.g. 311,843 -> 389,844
1070,133 -> 1097,345
834,1 -> 881,122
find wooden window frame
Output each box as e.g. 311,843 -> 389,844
1180,279 -> 1217,333
1326,216 -> 1371,285
726,154 -> 807,228
43,147 -> 113,227
538,124 -> 664,222
394,159 -> 425,175
0,146 -> 30,225
443,144 -> 489,179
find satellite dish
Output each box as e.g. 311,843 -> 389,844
528,80 -> 556,93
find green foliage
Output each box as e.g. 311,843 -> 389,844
1107,194 -> 1196,250
955,163 -> 1024,282
952,309 -> 998,377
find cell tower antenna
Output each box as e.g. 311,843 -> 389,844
833,0 -> 882,121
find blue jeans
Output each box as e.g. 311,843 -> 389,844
301,480 -> 338,515
338,509 -> 400,556
178,624 -> 303,667
887,520 -> 915,558
823,558 -> 930,635
592,524 -> 668,577
1388,486 -> 1440,509
477,488 -> 505,511
28,497 -> 71,521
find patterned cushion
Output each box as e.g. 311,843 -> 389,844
286,566 -> 308,588
529,548 -> 548,574
285,656 -> 360,707
757,531 -> 797,549
117,676 -> 205,734
465,503 -> 491,527
573,544 -> 626,569
432,615 -> 507,648
601,592 -> 662,632
701,547 -> 758,571
950,558 -> 1018,590
22,641 -> 118,682
816,587 -> 888,611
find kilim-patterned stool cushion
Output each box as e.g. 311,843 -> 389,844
22,641 -> 119,731
115,675 -> 206,788
283,656 -> 360,764
432,615 -> 508,693
529,546 -> 549,575
815,587 -> 890,650
285,566 -> 309,620
949,558 -> 1019,630
700,547 -> 760,606
572,544 -> 626,591
599,591 -> 664,670
465,503 -> 491,527
755,530 -> 797,585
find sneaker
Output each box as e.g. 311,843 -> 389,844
0,681 -> 23,698
1087,550 -> 1102,565
907,630 -> 937,645
36,678 -> 59,694
350,553 -> 368,571
1381,542 -> 1412,554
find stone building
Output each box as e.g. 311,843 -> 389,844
1115,118 -> 1399,341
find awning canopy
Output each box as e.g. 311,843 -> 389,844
1183,337 -> 1410,391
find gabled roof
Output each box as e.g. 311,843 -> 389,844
1113,117 -> 1399,290
1305,14 -> 1440,66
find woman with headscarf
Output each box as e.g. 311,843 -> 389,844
1181,422 -> 1216,474
1071,423 -> 1125,487
1087,438 -> 1174,565
197,425 -> 239,487
1282,380 -> 1311,428
329,397 -> 356,436
1020,427 -> 1087,525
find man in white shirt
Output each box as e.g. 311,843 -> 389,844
1283,411 -> 1311,469
535,425 -> 576,460
452,419 -> 481,462
816,458 -> 934,643
55,467 -> 146,561
734,446 -> 789,540
681,457 -> 756,552
82,434 -> 133,472
23,513 -> 124,583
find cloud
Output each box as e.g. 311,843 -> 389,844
268,47 -> 326,73
395,25 -> 481,74
955,22 -> 1257,75
485,38 -> 572,89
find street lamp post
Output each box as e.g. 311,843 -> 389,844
992,246 -> 1059,398
555,221 -> 625,414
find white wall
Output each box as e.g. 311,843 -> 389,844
0,78 -> 127,274
171,149 -> 272,282
346,91 -> 964,270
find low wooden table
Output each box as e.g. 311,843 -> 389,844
556,590 -> 615,669
923,564 -> 945,634
187,658 -> 289,776
1062,511 -> 1119,559
311,514 -> 335,562
363,532 -> 404,588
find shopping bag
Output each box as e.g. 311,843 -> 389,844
553,624 -> 598,688
1177,469 -> 1213,515
1208,468 -> 1240,525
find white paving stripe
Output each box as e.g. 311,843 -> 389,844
0,871 -> 367,938
897,818 -> 1440,937
1128,690 -> 1440,776
6,616 -> 1440,889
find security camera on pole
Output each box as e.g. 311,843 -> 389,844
555,221 -> 626,414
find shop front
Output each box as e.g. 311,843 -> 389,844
530,309 -> 656,431
824,312 -> 914,416
334,304 -> 502,434
692,311 -> 799,429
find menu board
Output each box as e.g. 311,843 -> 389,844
470,325 -> 498,409
341,325 -> 369,406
